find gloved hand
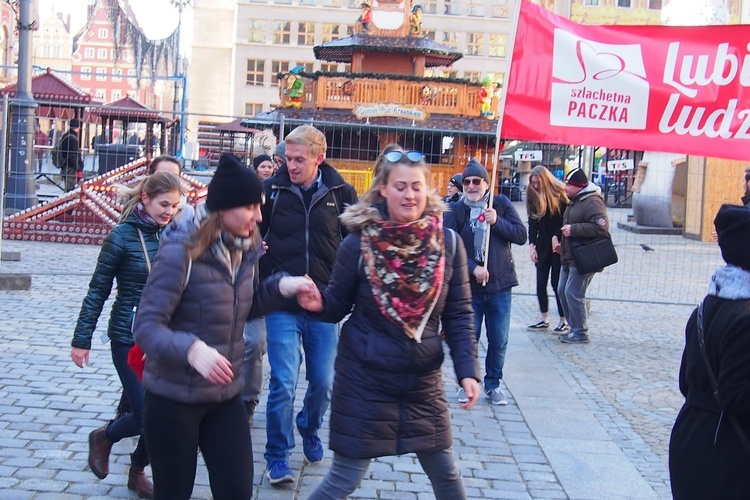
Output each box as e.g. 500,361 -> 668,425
279,275 -> 317,298
186,340 -> 233,384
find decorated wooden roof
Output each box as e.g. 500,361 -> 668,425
0,69 -> 98,104
99,96 -> 167,121
314,35 -> 463,67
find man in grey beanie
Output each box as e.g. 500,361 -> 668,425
273,141 -> 286,170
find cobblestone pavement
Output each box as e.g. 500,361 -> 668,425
0,198 -> 703,499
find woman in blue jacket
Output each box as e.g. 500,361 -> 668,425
70,171 -> 184,498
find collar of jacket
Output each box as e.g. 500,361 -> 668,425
269,161 -> 346,191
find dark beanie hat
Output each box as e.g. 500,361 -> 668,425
565,168 -> 588,187
714,204 -> 750,271
274,141 -> 286,158
206,153 -> 264,211
69,118 -> 81,129
449,173 -> 463,192
252,154 -> 273,170
463,159 -> 489,183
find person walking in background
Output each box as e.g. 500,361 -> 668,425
445,173 -> 463,203
304,147 -> 480,500
33,123 -> 48,173
526,165 -> 569,333
444,159 -> 526,406
552,168 -> 610,344
70,172 -> 184,498
669,204 -> 750,499
260,125 -> 357,485
133,154 -> 317,499
59,118 -> 84,191
253,153 -> 276,181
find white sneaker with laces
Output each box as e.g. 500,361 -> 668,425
457,387 -> 469,403
487,387 -> 508,405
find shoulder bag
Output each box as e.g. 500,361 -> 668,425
570,235 -> 618,274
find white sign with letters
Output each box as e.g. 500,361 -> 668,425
514,150 -> 542,161
607,158 -> 634,171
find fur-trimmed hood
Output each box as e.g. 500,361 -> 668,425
340,195 -> 447,231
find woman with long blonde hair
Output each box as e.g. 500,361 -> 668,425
526,165 -> 569,332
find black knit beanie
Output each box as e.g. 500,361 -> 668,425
252,154 -> 273,170
463,159 -> 489,183
565,168 -> 588,187
714,204 -> 750,271
449,173 -> 463,192
206,154 -> 264,211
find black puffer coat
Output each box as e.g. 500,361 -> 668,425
72,212 -> 161,349
315,201 -> 480,459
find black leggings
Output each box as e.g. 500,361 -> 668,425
143,392 -> 253,500
536,253 -> 564,317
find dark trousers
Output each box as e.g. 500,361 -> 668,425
62,166 -> 77,191
143,392 -> 254,500
107,343 -> 148,467
536,253 -> 564,317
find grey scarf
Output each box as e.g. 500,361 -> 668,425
462,192 -> 490,265
708,265 -> 750,300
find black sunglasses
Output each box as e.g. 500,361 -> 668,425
463,178 -> 484,186
382,150 -> 425,163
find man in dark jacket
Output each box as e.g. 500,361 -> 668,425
259,125 -> 357,485
59,118 -> 84,191
552,168 -> 610,344
444,159 -> 527,406
742,167 -> 750,207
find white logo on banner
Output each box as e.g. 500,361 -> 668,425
550,29 -> 649,130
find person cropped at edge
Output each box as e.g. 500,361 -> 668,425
742,167 -> 750,207
669,204 -> 750,499
132,153 -> 317,499
304,147 -> 480,500
526,165 -> 569,333
70,171 -> 184,498
551,167 -> 610,344
59,118 -> 84,191
259,125 -> 358,485
444,159 -> 527,406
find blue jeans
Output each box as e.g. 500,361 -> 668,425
242,318 -> 267,405
264,310 -> 338,463
108,342 -> 148,467
472,289 -> 512,391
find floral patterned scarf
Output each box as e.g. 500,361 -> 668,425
361,214 -> 445,343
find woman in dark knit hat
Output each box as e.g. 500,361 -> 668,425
133,153 -> 318,499
253,153 -> 276,181
669,204 -> 750,499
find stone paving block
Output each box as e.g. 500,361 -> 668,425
0,488 -> 31,499
16,478 -> 67,492
36,493 -> 84,500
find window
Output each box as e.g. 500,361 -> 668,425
444,0 -> 461,15
424,30 -> 436,41
271,61 -> 290,85
85,47 -> 94,58
488,34 -> 507,57
245,103 -> 263,115
617,0 -> 631,6
346,24 -> 356,36
584,0 -> 599,5
81,66 -> 91,80
246,59 -> 265,85
96,67 -> 107,81
95,89 -> 106,100
123,50 -> 133,62
248,0 -> 266,3
442,32 -> 460,49
248,20 -> 266,42
275,0 -> 292,4
53,46 -> 61,57
112,90 -> 122,101
439,70 -> 458,78
467,0 -> 484,16
273,22 -> 291,44
490,0 -> 509,17
323,0 -> 342,6
111,49 -> 117,59
320,62 -> 338,72
343,63 -> 352,72
423,0 -> 438,14
112,68 -> 122,82
648,0 -> 661,8
98,28 -> 108,39
464,71 -> 481,82
321,24 -> 340,43
301,62 -> 315,73
465,32 -> 483,56
298,22 -> 315,45
98,48 -> 107,59
300,0 -> 316,5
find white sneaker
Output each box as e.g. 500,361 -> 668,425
486,387 -> 508,405
457,387 -> 469,403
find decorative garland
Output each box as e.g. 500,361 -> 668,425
276,70 -> 500,88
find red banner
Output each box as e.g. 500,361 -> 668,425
502,1 -> 750,161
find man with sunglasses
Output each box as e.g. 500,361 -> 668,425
259,125 -> 357,485
444,159 -> 526,405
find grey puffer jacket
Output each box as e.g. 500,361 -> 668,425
133,218 -> 285,404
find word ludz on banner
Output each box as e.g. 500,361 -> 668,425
353,103 -> 430,122
659,42 -> 750,140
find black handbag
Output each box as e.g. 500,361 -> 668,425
570,236 -> 618,274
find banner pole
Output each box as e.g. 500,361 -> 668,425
481,0 -> 525,283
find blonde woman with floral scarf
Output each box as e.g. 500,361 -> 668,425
301,148 -> 481,500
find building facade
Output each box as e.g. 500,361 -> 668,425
33,7 -> 73,73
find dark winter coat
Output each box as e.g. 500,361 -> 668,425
669,293 -> 750,499
259,161 -> 357,310
132,219 -> 285,404
742,193 -> 750,208
443,194 -> 527,295
560,184 -> 609,268
314,200 -> 480,459
58,130 -> 83,171
72,213 -> 161,349
528,196 -> 566,263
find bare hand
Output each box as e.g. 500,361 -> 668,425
529,244 -> 538,263
561,224 -> 571,237
484,208 -> 497,226
262,240 -> 269,255
187,340 -> 234,385
472,266 -> 490,286
297,286 -> 323,312
459,377 -> 480,410
70,347 -> 90,368
551,235 -> 561,254
279,275 -> 317,298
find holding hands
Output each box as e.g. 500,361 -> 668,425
279,275 -> 323,312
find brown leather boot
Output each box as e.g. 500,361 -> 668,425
88,425 -> 113,479
127,454 -> 154,499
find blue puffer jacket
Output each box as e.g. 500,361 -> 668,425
444,194 -> 527,294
